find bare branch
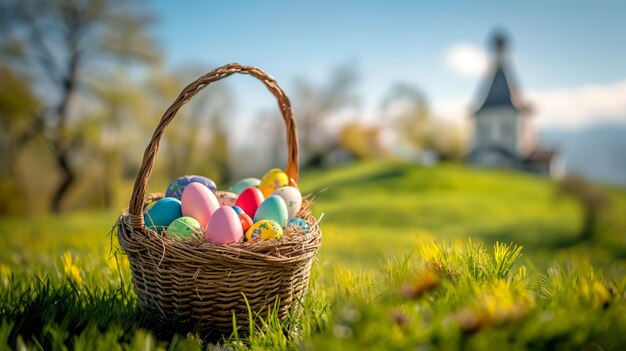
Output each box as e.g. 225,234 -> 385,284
15,1 -> 64,86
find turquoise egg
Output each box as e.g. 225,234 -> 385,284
253,195 -> 288,227
287,217 -> 311,232
144,197 -> 182,234
229,178 -> 261,195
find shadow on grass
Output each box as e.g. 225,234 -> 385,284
479,223 -> 626,268
483,228 -> 584,251
307,164 -> 410,198
466,217 -> 576,248
0,277 -> 234,349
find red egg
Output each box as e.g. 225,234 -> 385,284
238,212 -> 253,233
234,187 -> 264,218
205,206 -> 243,245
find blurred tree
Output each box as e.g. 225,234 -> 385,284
144,66 -> 234,184
556,174 -> 610,240
0,66 -> 40,172
0,65 -> 40,214
381,83 -> 434,151
382,83 -> 468,161
338,122 -> 385,160
0,0 -> 158,212
259,109 -> 286,168
293,62 -> 359,167
433,121 -> 468,161
82,71 -> 149,209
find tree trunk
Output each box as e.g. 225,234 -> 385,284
102,178 -> 113,209
51,152 -> 75,213
49,47 -> 79,213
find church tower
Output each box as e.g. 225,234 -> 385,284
468,32 -> 535,167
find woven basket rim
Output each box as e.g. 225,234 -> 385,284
117,197 -> 322,265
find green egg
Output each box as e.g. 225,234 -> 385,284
230,178 -> 261,195
166,216 -> 202,241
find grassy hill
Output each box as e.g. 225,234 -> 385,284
1,161 -> 626,349
299,161 -> 626,270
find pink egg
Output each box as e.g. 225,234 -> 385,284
206,206 -> 243,245
181,182 -> 220,229
234,187 -> 264,218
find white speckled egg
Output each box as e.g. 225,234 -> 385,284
216,191 -> 238,207
270,186 -> 302,218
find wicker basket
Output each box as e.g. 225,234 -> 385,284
116,63 -> 322,334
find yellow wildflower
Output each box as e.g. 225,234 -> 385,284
457,279 -> 536,333
61,251 -> 83,284
0,263 -> 11,286
0,263 -> 10,277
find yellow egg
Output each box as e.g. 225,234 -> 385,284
259,168 -> 289,197
245,220 -> 283,242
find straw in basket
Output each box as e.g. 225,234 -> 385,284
116,63 -> 322,334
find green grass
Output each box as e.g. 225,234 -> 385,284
2,161 -> 626,350
303,161 -> 626,271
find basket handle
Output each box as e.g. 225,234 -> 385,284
127,63 -> 299,230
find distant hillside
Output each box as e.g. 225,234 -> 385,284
540,122 -> 626,186
298,161 -> 626,267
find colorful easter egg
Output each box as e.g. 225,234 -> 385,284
165,175 -> 217,200
181,182 -> 220,229
231,205 -> 244,215
144,197 -> 182,234
245,220 -> 283,242
286,217 -> 311,232
234,187 -> 264,218
254,195 -> 288,227
230,178 -> 261,195
270,186 -> 302,218
259,168 -> 289,197
238,212 -> 253,233
216,191 -> 238,207
206,206 -> 243,245
166,216 -> 202,241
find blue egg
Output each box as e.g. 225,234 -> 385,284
231,205 -> 244,215
165,175 -> 217,200
287,217 -> 311,232
253,195 -> 288,227
144,197 -> 182,233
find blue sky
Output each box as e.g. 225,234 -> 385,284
150,0 -> 626,129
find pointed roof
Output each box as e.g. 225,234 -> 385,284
474,33 -> 530,115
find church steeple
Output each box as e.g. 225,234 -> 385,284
493,32 -> 507,64
474,32 -> 528,115
467,31 -> 555,176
